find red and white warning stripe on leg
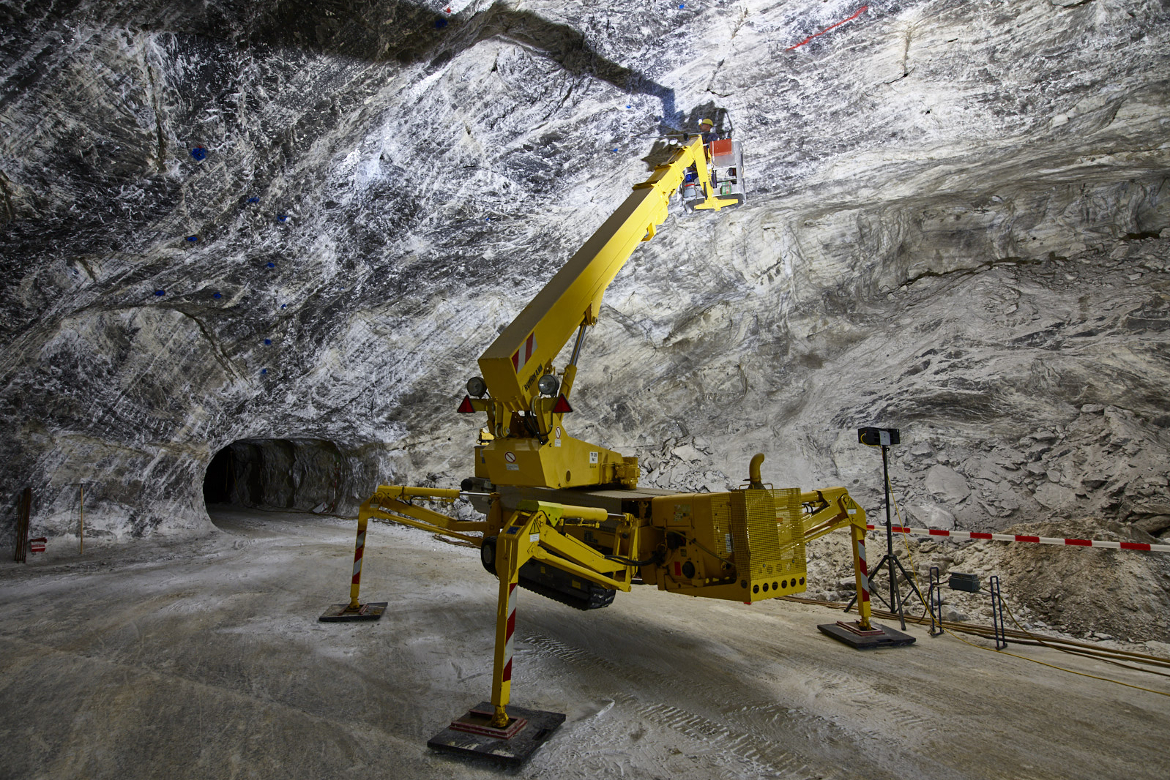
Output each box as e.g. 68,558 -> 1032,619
856,537 -> 870,604
867,524 -> 1170,553
352,529 -> 366,585
502,582 -> 517,683
511,332 -> 537,373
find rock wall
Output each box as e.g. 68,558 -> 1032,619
2,0 -> 1169,565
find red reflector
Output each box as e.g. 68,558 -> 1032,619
552,394 -> 572,414
457,396 -> 475,413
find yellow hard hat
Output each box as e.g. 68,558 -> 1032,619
700,118 -> 714,126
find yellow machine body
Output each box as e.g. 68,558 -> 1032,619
641,490 -> 809,603
474,433 -> 640,490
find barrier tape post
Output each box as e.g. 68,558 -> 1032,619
990,575 -> 1008,650
928,566 -> 943,637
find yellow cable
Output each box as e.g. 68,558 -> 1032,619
942,619 -> 1170,697
881,470 -> 1169,697
997,592 -> 1170,680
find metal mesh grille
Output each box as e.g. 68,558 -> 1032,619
772,488 -> 806,576
730,490 -> 775,580
730,489 -> 806,581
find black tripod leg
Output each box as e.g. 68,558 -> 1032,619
892,556 -> 927,609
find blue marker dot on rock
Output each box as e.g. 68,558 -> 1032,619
190,146 -> 207,161
280,304 -> 287,309
247,196 -> 259,204
435,17 -> 447,28
264,338 -> 272,346
213,292 -> 222,299
261,368 -> 267,375
277,214 -> 288,223
186,235 -> 198,243
155,289 -> 165,296
267,262 -> 276,268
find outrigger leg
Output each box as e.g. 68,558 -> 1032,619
818,514 -> 915,649
319,500 -> 387,621
427,506 -> 566,765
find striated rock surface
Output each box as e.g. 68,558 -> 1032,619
2,0 -> 1169,632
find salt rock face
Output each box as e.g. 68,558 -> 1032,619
907,502 -> 955,531
1,0 -> 1169,556
925,465 -> 970,503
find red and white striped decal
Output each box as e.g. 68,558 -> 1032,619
352,529 -> 366,585
867,525 -> 1170,553
511,332 -> 538,373
502,582 -> 517,683
856,537 -> 870,604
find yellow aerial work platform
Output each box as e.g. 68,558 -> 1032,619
322,133 -> 892,765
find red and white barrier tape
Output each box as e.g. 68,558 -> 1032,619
866,524 -> 1170,553
787,5 -> 869,51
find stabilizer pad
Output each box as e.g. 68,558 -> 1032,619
448,707 -> 528,739
818,621 -> 916,649
428,701 -> 565,765
318,602 -> 387,622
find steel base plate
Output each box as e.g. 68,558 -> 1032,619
818,621 -> 916,649
428,702 -> 565,765
318,602 -> 387,622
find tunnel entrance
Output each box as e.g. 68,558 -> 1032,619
203,447 -> 236,504
204,439 -> 348,515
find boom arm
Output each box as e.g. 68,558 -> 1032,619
463,136 -> 739,491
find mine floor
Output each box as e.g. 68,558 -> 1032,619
1,508 -> 1167,779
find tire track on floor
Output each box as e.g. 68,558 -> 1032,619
522,631 -> 850,779
798,669 -> 936,738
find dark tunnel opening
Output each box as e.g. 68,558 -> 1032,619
204,438 -> 349,517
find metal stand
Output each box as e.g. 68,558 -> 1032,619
927,566 -> 943,637
844,443 -> 925,630
989,575 -> 1008,649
